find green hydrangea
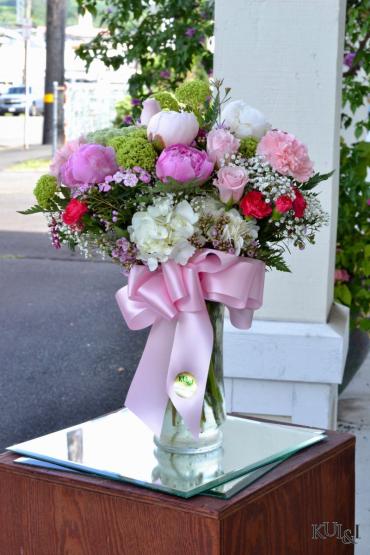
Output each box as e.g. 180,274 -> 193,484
108,135 -> 157,171
153,91 -> 180,112
175,80 -> 210,110
33,174 -> 58,208
86,126 -> 146,146
239,137 -> 259,159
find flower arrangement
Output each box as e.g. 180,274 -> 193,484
23,79 -> 331,442
25,80 -> 329,274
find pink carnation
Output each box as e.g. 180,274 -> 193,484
50,138 -> 85,181
156,144 -> 214,183
257,130 -> 314,183
60,144 -> 118,188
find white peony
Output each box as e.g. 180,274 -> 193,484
129,198 -> 198,271
221,100 -> 271,139
147,110 -> 199,147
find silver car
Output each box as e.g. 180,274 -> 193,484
0,85 -> 43,116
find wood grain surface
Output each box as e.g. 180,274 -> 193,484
0,425 -> 355,554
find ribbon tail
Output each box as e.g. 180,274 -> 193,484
167,310 -> 213,438
125,318 -> 176,437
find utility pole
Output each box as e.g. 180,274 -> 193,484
42,0 -> 66,145
18,0 -> 32,149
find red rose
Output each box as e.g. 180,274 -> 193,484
275,195 -> 293,213
293,188 -> 307,218
240,190 -> 272,219
62,199 -> 88,226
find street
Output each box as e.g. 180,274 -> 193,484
0,163 -> 145,450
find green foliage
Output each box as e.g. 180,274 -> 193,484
153,92 -> 180,112
18,204 -> 48,215
87,125 -> 145,145
335,1 -> 370,331
33,175 -> 58,208
75,0 -> 214,99
239,137 -> 259,159
342,0 -> 370,137
335,140 -> 370,331
175,79 -> 210,111
108,135 -> 157,170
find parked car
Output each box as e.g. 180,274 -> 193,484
0,85 -> 43,116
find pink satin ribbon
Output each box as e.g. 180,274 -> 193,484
116,249 -> 265,438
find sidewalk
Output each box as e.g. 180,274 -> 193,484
0,145 -> 51,171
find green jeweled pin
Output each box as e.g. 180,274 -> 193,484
174,372 -> 197,399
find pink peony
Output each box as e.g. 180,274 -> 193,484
50,138 -> 85,181
215,165 -> 248,203
206,128 -> 240,165
156,144 -> 214,183
140,98 -> 161,126
60,144 -> 118,187
257,130 -> 314,183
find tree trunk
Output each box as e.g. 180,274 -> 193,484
42,0 -> 66,145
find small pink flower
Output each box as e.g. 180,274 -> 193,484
156,144 -> 214,183
206,128 -> 240,165
335,269 -> 350,282
215,165 -> 248,203
257,130 -> 314,183
50,138 -> 85,181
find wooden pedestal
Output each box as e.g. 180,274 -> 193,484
0,426 -> 355,555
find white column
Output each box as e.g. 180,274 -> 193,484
215,0 -> 349,428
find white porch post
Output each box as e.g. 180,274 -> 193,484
215,0 -> 349,428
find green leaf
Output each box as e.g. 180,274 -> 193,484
359,318 -> 370,332
301,171 -> 335,190
18,205 -> 47,215
151,178 -> 203,194
334,284 -> 352,306
113,226 -> 129,238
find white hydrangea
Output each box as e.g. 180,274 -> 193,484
129,196 -> 198,271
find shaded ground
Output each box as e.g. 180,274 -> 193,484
0,230 -> 147,450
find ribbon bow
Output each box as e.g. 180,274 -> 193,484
116,249 -> 265,437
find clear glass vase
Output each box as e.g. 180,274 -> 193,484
154,301 -> 226,455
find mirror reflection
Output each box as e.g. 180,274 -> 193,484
7,409 -> 325,498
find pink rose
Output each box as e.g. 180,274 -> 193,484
215,165 -> 248,203
257,130 -> 314,183
50,138 -> 85,181
206,128 -> 240,165
156,144 -> 214,183
147,111 -> 199,147
60,144 -> 118,187
140,98 -> 161,126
